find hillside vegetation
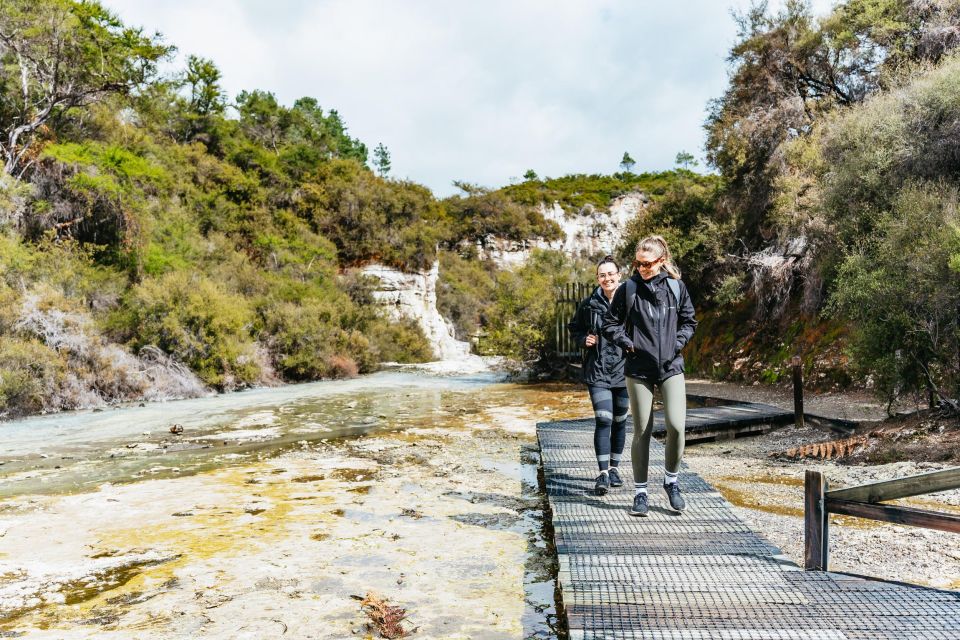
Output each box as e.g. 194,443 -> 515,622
575,0 -> 960,411
0,0 -> 569,416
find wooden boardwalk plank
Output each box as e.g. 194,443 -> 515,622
538,417 -> 960,639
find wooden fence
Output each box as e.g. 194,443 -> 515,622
804,467 -> 960,570
554,282 -> 594,360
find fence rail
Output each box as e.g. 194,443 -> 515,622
804,467 -> 960,570
554,282 -> 594,359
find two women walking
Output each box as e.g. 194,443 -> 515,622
569,236 -> 697,516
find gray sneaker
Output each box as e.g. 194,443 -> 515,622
608,466 -> 623,488
628,492 -> 649,517
663,482 -> 686,512
594,473 -> 609,496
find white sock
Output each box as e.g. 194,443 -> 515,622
664,470 -> 679,485
634,482 -> 647,496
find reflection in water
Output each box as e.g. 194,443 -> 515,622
0,371 -> 501,498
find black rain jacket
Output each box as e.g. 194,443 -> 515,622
601,271 -> 697,383
567,286 -> 625,388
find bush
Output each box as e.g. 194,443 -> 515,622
115,271 -> 260,389
301,159 -> 450,270
480,250 -> 589,363
0,337 -> 65,417
444,186 -> 561,244
829,183 -> 960,403
618,174 -> 727,304
820,55 -> 960,247
369,317 -> 433,363
437,249 -> 496,340
258,297 -> 376,380
497,170 -> 707,211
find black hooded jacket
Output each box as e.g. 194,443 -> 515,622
567,286 -> 625,388
601,271 -> 697,383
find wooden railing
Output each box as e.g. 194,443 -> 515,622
554,282 -> 594,360
804,467 -> 960,570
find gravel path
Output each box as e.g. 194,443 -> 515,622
685,421 -> 960,590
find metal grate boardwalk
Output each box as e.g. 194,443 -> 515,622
548,400 -> 795,444
538,417 -> 960,640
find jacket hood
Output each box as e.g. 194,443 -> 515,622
589,285 -> 613,308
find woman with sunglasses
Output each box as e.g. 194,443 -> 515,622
602,236 -> 697,516
567,255 -> 629,496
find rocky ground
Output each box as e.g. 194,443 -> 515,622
686,381 -> 960,589
0,383 -> 592,639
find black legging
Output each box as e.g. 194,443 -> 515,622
588,385 -> 629,471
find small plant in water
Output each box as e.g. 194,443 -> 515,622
358,591 -> 411,638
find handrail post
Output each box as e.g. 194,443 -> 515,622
792,356 -> 804,428
804,469 -> 829,570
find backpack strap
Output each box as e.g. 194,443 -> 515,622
625,278 -> 637,316
667,277 -> 680,305
624,278 -> 636,344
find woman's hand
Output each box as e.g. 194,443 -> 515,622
585,334 -> 597,347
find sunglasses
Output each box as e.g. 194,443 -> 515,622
636,257 -> 663,268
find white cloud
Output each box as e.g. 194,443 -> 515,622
107,0 -> 839,196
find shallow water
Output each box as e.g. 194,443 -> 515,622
0,368 -> 590,638
0,370 -> 503,498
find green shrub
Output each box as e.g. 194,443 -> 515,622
437,249 -> 496,340
369,317 -> 433,363
0,337 -> 65,417
497,170 -> 710,212
480,250 -> 589,362
301,159 -> 450,270
618,173 -> 728,304
444,186 -> 561,244
258,298 -> 376,380
116,271 -> 260,388
829,182 -> 960,403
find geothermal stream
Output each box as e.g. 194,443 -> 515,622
3,365 -> 959,638
0,367 -> 593,639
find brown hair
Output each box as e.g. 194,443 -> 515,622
632,235 -> 681,279
596,254 -> 620,275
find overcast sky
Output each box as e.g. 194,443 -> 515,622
107,0 -> 836,196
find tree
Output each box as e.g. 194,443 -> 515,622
235,90 -> 285,154
675,151 -> 698,169
373,142 -> 391,176
0,0 -> 171,176
185,55 -> 225,117
523,169 -> 538,181
619,151 -> 636,173
830,184 -> 960,411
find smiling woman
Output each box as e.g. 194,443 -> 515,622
567,254 -> 628,496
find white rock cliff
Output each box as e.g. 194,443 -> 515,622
479,191 -> 649,268
359,261 -> 470,361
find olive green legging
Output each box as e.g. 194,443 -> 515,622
626,374 -> 686,482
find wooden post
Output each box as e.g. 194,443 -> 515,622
792,356 -> 804,429
804,470 -> 829,570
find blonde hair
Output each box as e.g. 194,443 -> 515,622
633,235 -> 681,279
